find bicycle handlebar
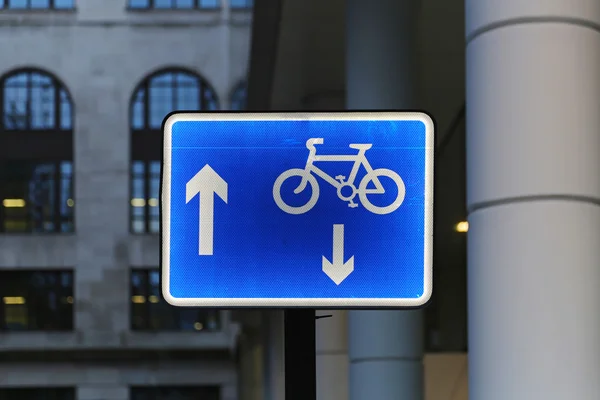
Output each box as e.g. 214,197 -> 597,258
306,138 -> 324,149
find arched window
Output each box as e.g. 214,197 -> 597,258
130,68 -> 219,234
229,81 -> 247,111
0,68 -> 74,233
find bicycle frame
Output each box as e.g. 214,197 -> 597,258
295,147 -> 385,194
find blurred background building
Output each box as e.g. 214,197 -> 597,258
0,1 -> 253,400
0,0 -> 471,399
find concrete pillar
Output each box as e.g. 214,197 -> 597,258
346,1 -> 423,399
263,310 -> 285,400
316,311 -> 349,400
466,2 -> 600,399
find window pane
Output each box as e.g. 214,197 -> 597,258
174,0 -> 194,8
30,0 -> 51,9
149,161 -> 161,175
154,0 -> 173,8
128,0 -> 149,8
131,271 -> 146,296
29,79 -> 55,129
131,88 -> 145,129
60,271 -> 72,287
147,269 -> 175,329
131,220 -> 145,233
230,83 -> 247,110
3,73 -> 28,129
176,83 -> 200,110
131,171 -> 145,200
129,161 -> 167,234
174,73 -> 199,110
230,0 -> 252,8
7,0 -> 28,9
59,89 -> 72,129
200,0 -> 219,7
0,270 -> 74,331
131,270 -> 147,330
54,0 -> 74,8
149,163 -> 160,201
60,161 -> 74,232
0,161 -> 74,233
30,163 -> 57,232
130,161 -> 146,233
204,88 -> 218,110
149,161 -> 160,233
149,75 -> 174,128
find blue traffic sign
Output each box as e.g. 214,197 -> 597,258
161,112 -> 434,307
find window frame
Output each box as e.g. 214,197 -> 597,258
0,68 -> 75,234
129,67 -> 219,234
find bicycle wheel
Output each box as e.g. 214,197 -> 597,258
273,168 -> 319,214
358,168 -> 405,215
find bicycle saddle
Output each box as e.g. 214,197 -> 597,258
349,143 -> 372,150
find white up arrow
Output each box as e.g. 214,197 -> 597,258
186,164 -> 228,256
322,224 -> 354,285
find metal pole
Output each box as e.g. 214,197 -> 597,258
284,309 -> 316,400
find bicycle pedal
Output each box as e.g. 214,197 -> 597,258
348,203 -> 359,208
335,175 -> 346,182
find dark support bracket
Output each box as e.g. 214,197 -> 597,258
284,309 -> 317,400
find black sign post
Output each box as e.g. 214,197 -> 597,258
283,309 -> 318,400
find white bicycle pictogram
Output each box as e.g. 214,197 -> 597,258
273,138 -> 406,215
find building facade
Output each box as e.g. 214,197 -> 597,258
0,1 -> 253,399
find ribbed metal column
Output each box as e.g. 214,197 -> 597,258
466,1 -> 600,398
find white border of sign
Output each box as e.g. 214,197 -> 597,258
162,112 -> 434,308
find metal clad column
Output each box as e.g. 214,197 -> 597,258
346,1 -> 424,399
316,311 -> 349,400
466,1 -> 600,399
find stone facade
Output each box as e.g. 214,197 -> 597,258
0,1 -> 252,399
